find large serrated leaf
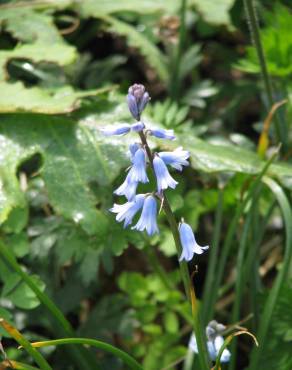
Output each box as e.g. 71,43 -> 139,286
75,0 -> 178,16
177,134 -> 292,188
0,113 -> 129,232
0,8 -> 63,44
0,43 -> 77,81
189,0 -> 235,26
91,15 -> 168,81
0,82 -> 110,113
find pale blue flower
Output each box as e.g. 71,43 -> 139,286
128,148 -> 149,183
110,194 -> 145,227
178,222 -> 208,262
114,173 -> 138,200
189,332 -> 231,363
127,84 -> 150,120
101,123 -> 131,136
153,154 -> 178,193
159,147 -> 190,171
149,128 -> 176,140
131,121 -> 145,132
132,195 -> 158,235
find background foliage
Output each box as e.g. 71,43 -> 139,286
0,0 -> 291,369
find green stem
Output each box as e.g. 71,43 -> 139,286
170,0 -> 187,100
248,177 -> 292,370
205,152 -> 278,323
228,201 -> 255,370
0,319 -> 52,370
29,338 -> 142,370
243,0 -> 286,148
0,240 -> 99,370
202,188 -> 224,324
139,131 -> 210,370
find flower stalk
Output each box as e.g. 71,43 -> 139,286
138,130 -> 210,370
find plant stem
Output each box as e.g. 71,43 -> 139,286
243,0 -> 287,149
205,152 -> 278,323
248,178 -> 292,370
29,338 -> 143,370
202,188 -> 224,325
170,0 -> 187,100
0,319 -> 52,370
0,240 -> 99,370
139,131 -> 210,370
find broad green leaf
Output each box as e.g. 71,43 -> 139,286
0,8 -> 63,44
75,0 -> 179,16
189,0 -> 235,26
92,15 -> 168,81
0,43 -> 77,81
0,82 -> 109,113
3,274 -> 45,310
0,113 -> 128,232
176,134 -> 292,188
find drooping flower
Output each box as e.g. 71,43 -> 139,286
114,173 -> 138,200
178,222 -> 208,262
131,121 -> 145,132
110,194 -> 145,227
100,123 -> 131,136
159,147 -> 190,171
148,128 -> 176,140
129,143 -> 140,162
127,84 -> 150,120
132,195 -> 159,235
189,321 -> 231,363
128,148 -> 149,183
153,154 -> 178,193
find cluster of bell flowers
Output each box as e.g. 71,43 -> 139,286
101,84 -> 209,262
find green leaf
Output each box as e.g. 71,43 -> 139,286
189,0 -> 235,26
176,134 -> 292,188
94,15 -> 168,81
0,8 -> 63,44
0,82 -> 109,113
0,113 -> 128,232
163,311 -> 179,334
0,44 -> 77,81
4,274 -> 45,310
236,4 -> 292,77
75,0 -> 179,16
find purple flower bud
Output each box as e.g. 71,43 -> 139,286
131,121 -> 145,132
128,148 -> 149,183
178,222 -> 209,262
132,195 -> 159,236
110,194 -> 145,227
127,84 -> 150,120
159,147 -> 190,171
148,128 -> 176,140
153,154 -> 178,193
100,123 -> 131,136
